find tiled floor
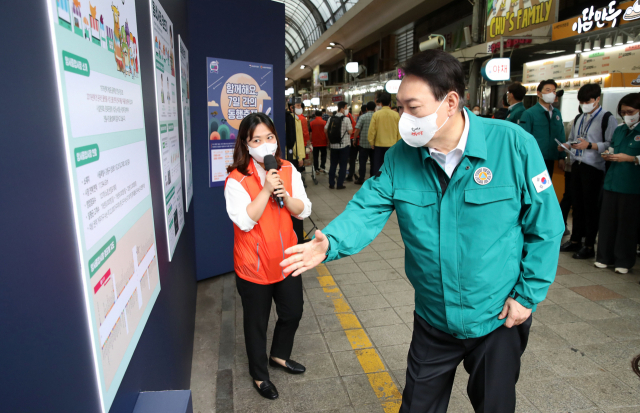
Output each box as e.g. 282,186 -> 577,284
191,162 -> 640,413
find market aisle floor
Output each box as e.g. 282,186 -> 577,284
191,161 -> 640,413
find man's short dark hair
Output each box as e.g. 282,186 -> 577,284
577,83 -> 602,102
508,82 -> 526,101
301,102 -> 305,108
537,79 -> 557,92
337,101 -> 347,110
401,49 -> 466,109
361,105 -> 367,113
366,101 -> 376,111
315,110 -> 322,117
288,102 -> 294,110
617,92 -> 640,117
321,108 -> 326,113
378,92 -> 392,106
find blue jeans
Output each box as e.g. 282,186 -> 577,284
329,147 -> 349,187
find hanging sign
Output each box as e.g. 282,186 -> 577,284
486,0 -> 559,41
552,0 -> 638,41
481,58 -> 511,81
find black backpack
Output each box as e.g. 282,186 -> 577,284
327,115 -> 345,144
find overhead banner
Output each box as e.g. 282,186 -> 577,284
46,0 -> 160,411
178,36 -> 193,211
552,0 -> 638,41
486,0 -> 558,41
207,57 -> 273,187
150,0 -> 184,259
523,54 -> 576,84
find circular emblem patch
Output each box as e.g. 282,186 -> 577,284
635,135 -> 640,141
556,115 -> 560,121
474,167 -> 493,185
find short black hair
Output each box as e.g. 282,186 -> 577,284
361,105 -> 367,113
337,101 -> 347,110
288,102 -> 294,109
401,49 -> 466,109
617,92 -> 640,117
378,92 -> 392,106
508,82 -> 526,101
537,79 -> 557,92
300,102 -> 305,108
577,83 -> 602,102
315,110 -> 322,117
332,111 -> 337,115
321,108 -> 326,113
366,101 -> 376,111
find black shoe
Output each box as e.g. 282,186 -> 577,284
345,175 -> 353,182
560,241 -> 582,253
269,358 -> 306,374
337,185 -> 346,190
355,179 -> 364,185
329,185 -> 335,189
253,380 -> 279,400
354,174 -> 359,181
573,246 -> 595,259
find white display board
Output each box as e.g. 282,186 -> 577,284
523,54 -> 576,84
178,36 -> 193,211
150,0 -> 184,260
46,0 -> 161,411
579,43 -> 640,76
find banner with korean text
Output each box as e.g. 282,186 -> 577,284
45,0 -> 160,411
207,57 -> 273,187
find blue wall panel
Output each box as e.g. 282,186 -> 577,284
189,0 -> 286,280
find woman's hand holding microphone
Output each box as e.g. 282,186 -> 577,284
264,170 -> 288,203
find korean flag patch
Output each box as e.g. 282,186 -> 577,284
532,170 -> 552,193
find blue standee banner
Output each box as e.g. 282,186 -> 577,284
206,57 -> 273,187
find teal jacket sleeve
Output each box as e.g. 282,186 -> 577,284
518,110 -> 532,134
512,134 -> 565,310
322,150 -> 396,262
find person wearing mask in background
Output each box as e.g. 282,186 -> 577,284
310,110 -> 328,173
325,101 -> 353,189
518,79 -> 566,178
375,97 -> 382,112
354,101 -> 376,184
595,93 -> 640,274
368,91 -> 401,177
506,82 -> 526,124
224,113 -> 311,400
285,98 -> 307,241
298,102 -> 310,148
280,49 -> 563,413
346,107 -> 359,182
560,84 -> 616,259
493,94 -> 509,120
321,108 -> 330,122
472,105 -> 481,116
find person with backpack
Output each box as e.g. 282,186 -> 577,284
559,84 -> 617,259
324,101 -> 353,189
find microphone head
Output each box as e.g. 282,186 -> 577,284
263,154 -> 278,171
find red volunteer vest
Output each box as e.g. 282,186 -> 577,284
226,160 -> 298,284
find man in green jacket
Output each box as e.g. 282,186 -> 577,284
281,50 -> 564,412
518,79 -> 566,178
505,81 -> 526,124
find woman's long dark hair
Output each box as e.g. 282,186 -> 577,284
226,113 -> 283,175
617,93 -> 640,117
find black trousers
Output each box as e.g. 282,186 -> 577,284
544,159 -> 555,180
400,312 -> 532,413
236,274 -> 303,381
347,143 -> 359,178
358,147 -> 374,180
560,170 -> 572,224
329,146 -> 349,187
570,162 -> 604,247
312,146 -> 327,170
373,146 -> 390,177
596,190 -> 640,269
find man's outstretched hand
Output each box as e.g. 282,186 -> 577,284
280,230 -> 329,276
498,297 -> 532,328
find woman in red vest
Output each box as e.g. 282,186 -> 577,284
224,113 -> 311,400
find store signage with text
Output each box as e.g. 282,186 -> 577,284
487,0 -> 558,41
552,0 -> 638,41
331,95 -> 344,102
319,72 -> 328,81
482,58 -> 511,81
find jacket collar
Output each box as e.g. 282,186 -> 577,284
420,107 -> 487,162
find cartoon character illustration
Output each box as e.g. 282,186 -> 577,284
72,0 -> 82,36
624,0 -> 640,21
161,74 -> 165,103
631,75 -> 640,85
112,5 -> 125,73
169,27 -> 175,77
210,111 -> 218,117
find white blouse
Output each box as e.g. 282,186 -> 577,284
224,159 -> 312,232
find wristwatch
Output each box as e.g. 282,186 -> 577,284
587,142 -> 593,150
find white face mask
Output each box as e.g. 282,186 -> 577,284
541,92 -> 556,104
344,109 -> 349,115
398,97 -> 450,148
376,105 -> 382,111
624,112 -> 640,128
472,110 -> 480,115
247,142 -> 278,163
580,100 -> 598,114
295,108 -> 303,115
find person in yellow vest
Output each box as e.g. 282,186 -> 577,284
225,113 -> 312,400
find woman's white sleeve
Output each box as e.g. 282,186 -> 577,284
224,178 -> 258,232
290,168 -> 312,220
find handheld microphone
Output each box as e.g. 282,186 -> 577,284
263,155 -> 284,208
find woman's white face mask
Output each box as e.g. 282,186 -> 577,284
398,96 -> 451,148
294,108 -> 303,115
624,112 -> 640,128
247,142 -> 278,163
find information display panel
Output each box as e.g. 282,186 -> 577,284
523,54 -> 576,84
179,36 -> 193,211
45,1 -> 160,411
150,0 -> 184,259
207,57 -> 273,187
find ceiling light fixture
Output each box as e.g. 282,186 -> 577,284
615,33 -> 624,45
593,37 -> 601,49
575,41 -> 582,53
300,65 -> 306,69
584,39 -> 591,51
604,35 -> 612,47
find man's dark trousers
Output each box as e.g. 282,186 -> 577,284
373,146 -> 390,177
347,142 -> 359,178
313,146 -> 327,170
400,312 -> 532,413
329,147 -> 349,187
358,148 -> 374,180
560,170 -> 572,224
570,162 -> 604,247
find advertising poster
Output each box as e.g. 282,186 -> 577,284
150,0 -> 184,259
46,0 -> 160,411
207,57 -> 273,187
178,36 -> 193,211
